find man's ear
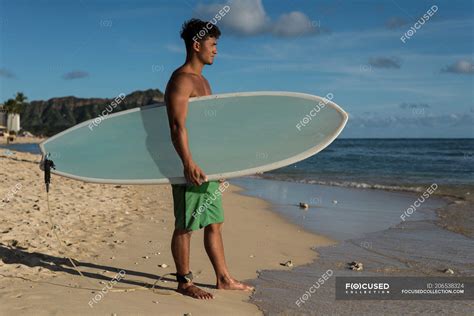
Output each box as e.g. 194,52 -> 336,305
192,40 -> 201,53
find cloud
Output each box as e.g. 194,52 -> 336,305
441,59 -> 474,74
62,71 -> 89,80
385,17 -> 408,29
165,43 -> 185,53
399,103 -> 430,109
0,68 -> 16,79
194,0 -> 323,37
368,57 -> 401,69
272,11 -> 321,37
195,0 -> 268,36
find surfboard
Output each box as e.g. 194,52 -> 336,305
39,91 -> 348,184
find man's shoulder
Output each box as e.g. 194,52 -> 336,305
171,68 -> 203,80
168,71 -> 195,92
170,70 -> 195,82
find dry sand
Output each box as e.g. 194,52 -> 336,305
0,150 -> 336,315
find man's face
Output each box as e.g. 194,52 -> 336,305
195,36 -> 218,65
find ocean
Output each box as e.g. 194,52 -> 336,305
257,138 -> 474,191
0,143 -> 41,155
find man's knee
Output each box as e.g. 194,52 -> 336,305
174,228 -> 193,236
205,222 -> 223,233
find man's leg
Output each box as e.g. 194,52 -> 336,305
203,223 -> 254,291
171,228 -> 214,299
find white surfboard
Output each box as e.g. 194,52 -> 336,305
39,91 -> 348,184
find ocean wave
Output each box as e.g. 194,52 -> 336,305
245,174 -> 427,193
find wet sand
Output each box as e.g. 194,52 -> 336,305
231,178 -> 474,315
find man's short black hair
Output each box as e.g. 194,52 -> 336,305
180,18 -> 221,52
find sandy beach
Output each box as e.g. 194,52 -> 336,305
0,149 -> 335,315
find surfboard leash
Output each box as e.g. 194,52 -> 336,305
39,154 -> 176,295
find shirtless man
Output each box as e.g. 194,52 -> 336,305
164,18 -> 254,300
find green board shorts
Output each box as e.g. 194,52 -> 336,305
171,180 -> 227,231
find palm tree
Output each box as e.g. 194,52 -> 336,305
1,92 -> 27,115
14,92 -> 28,113
15,92 -> 27,103
3,99 -> 16,114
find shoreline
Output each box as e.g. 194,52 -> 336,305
2,144 -> 471,249
231,179 -> 473,315
0,136 -> 46,145
245,174 -> 474,239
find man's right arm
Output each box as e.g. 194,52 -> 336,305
165,75 -> 208,185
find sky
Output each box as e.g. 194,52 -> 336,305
0,0 -> 473,138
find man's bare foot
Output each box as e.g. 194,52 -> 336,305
217,275 -> 254,291
177,283 -> 214,299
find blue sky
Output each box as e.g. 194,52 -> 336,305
0,0 -> 473,137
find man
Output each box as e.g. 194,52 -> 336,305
164,18 -> 254,300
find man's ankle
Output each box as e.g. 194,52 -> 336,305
175,271 -> 193,283
178,281 -> 194,289
217,273 -> 232,283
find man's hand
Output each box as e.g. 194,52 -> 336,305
184,160 -> 208,186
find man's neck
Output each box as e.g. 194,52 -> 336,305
184,56 -> 204,75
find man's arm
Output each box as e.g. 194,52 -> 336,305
165,75 -> 208,185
